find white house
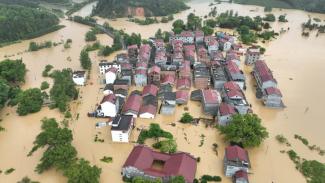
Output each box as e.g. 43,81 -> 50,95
72,71 -> 86,86
103,84 -> 114,96
105,67 -> 118,84
207,40 -> 219,54
245,48 -> 260,65
223,41 -> 232,52
110,115 -> 134,143
99,61 -> 121,74
98,94 -> 118,117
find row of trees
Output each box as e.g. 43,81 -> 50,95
28,118 -> 101,182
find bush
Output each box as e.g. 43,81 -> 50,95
40,81 -> 50,90
137,123 -> 173,144
85,31 -> 96,42
152,139 -> 177,153
180,113 -> 194,123
200,175 -> 222,182
42,64 -> 54,77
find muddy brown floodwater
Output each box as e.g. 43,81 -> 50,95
1,0 -> 325,182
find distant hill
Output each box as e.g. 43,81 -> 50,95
234,0 -> 325,14
0,0 -> 70,7
92,0 -> 189,18
0,5 -> 61,44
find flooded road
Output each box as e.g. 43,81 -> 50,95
0,0 -> 325,182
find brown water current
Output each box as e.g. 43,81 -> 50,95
1,0 -> 325,182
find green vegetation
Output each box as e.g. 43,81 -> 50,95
275,134 -> 291,146
202,26 -> 214,35
130,176 -> 162,183
170,176 -> 186,183
129,17 -> 158,25
0,5 -> 63,44
218,114 -> 269,148
302,19 -> 325,33
258,30 -> 278,41
4,168 -> 15,175
294,134 -> 325,156
187,13 -> 202,30
28,41 -> 53,51
84,41 -> 102,52
49,69 -> 78,112
85,31 -> 97,42
278,15 -> 288,22
234,0 -> 325,14
198,175 -> 222,182
0,59 -> 27,114
93,0 -> 189,18
152,139 -> 177,153
137,123 -> 173,144
180,112 -> 194,123
17,176 -> 40,183
40,81 -> 50,90
66,0 -> 96,16
80,50 -> 92,70
17,88 -> 43,116
42,64 -> 54,77
100,156 -> 113,163
199,134 -> 205,147
286,149 -> 325,183
28,118 -> 101,182
263,14 -> 276,22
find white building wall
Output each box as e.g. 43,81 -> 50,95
105,72 -> 117,84
111,130 -> 129,142
101,102 -> 117,117
73,77 -> 85,86
139,112 -> 155,119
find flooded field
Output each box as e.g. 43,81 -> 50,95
0,0 -> 325,182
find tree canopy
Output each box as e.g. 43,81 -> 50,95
80,50 -> 92,70
64,158 -> 102,183
93,0 -> 189,18
49,69 -> 78,112
218,114 -> 269,147
0,5 -> 61,44
0,59 -> 26,83
17,88 -> 43,116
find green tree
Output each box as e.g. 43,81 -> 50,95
40,81 -> 50,90
131,176 -> 162,183
263,14 -> 276,22
187,13 -> 202,30
80,50 -> 92,70
180,113 -> 194,123
205,19 -> 217,27
64,158 -> 101,183
17,176 -> 40,183
202,26 -> 214,35
172,19 -> 185,33
155,28 -> 163,39
0,79 -> 10,109
153,139 -> 177,153
218,114 -> 269,147
17,88 -> 43,116
278,15 -> 288,22
0,59 -> 26,83
124,33 -> 142,46
49,69 -> 78,112
85,31 -> 97,42
170,176 -> 185,183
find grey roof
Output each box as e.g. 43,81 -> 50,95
111,115 -> 133,131
163,92 -> 176,101
143,95 -> 158,106
121,70 -> 133,76
104,84 -> 114,91
114,88 -> 128,96
211,66 -> 227,81
114,79 -> 129,85
190,90 -> 202,101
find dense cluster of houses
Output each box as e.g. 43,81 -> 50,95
78,29 -> 286,183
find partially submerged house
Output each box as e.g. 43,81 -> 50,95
176,78 -> 191,90
72,71 -> 86,86
148,65 -> 161,86
103,84 -> 114,96
99,61 -> 120,74
218,103 -> 237,126
105,67 -> 118,84
139,104 -> 157,119
161,92 -> 176,115
201,89 -> 222,116
97,94 -> 119,117
223,81 -> 250,115
225,61 -> 245,90
193,63 -> 211,89
113,79 -> 129,91
224,145 -> 250,177
233,170 -> 249,183
134,69 -> 147,87
122,93 -> 142,118
142,84 -> 159,97
176,90 -> 189,105
245,47 -> 260,65
211,65 -> 227,90
253,60 -> 277,90
110,115 -> 135,143
122,145 -> 197,183
263,87 -> 284,108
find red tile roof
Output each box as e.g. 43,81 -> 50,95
123,145 -> 197,183
195,30 -> 204,37
225,145 -> 249,162
121,63 -> 132,70
227,89 -> 244,99
139,104 -> 157,115
100,94 -> 116,104
176,90 -> 189,101
176,78 -> 191,89
142,84 -> 159,96
202,89 -> 221,104
123,94 -> 142,113
224,81 -> 241,91
234,170 -> 248,180
265,87 -> 282,97
180,31 -> 194,37
136,61 -> 148,68
184,44 -> 195,51
219,103 -> 236,116
226,60 -> 241,74
135,69 -> 147,75
149,65 -> 161,74
255,60 -> 276,83
106,67 -> 118,73
161,75 -> 175,85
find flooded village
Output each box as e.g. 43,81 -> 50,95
1,0 -> 325,183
